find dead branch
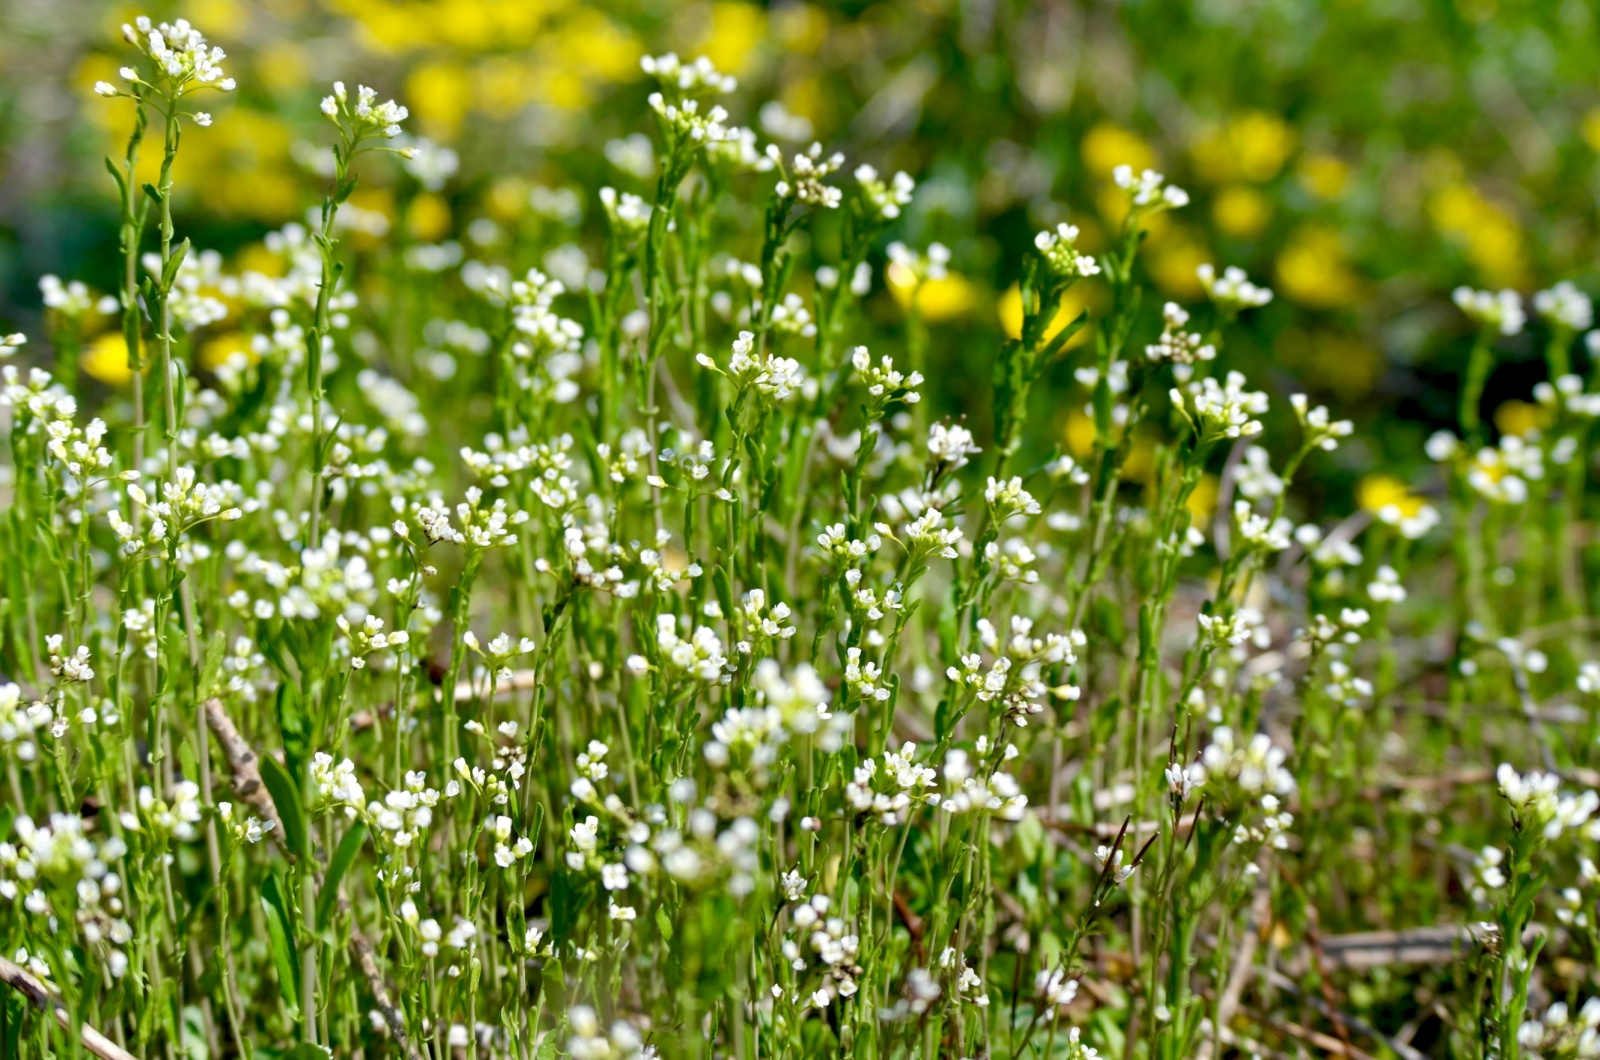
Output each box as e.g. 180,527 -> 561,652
205,697 -> 421,1060
0,955 -> 139,1060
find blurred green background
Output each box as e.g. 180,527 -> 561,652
3,0 -> 1599,507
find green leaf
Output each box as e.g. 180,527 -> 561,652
280,1044 -> 331,1060
260,874 -> 301,1018
198,632 -> 227,701
273,681 -> 311,778
655,905 -> 674,946
141,181 -> 162,205
259,752 -> 308,860
711,566 -> 734,627
315,821 -> 367,931
103,157 -> 127,197
161,238 -> 191,293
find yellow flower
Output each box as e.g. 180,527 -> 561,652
1428,183 -> 1526,288
1185,473 -> 1219,524
487,177 -> 530,221
1274,225 -> 1363,308
1584,107 -> 1600,153
200,332 -> 257,372
82,332 -> 137,386
1122,433 -> 1156,484
887,266 -> 975,322
256,41 -> 310,95
408,193 -> 453,242
1145,229 -> 1211,300
997,282 -> 1101,348
1082,123 -> 1156,180
408,61 -> 472,138
1357,474 -> 1425,519
1063,410 -> 1096,459
695,2 -> 768,77
1298,154 -> 1350,200
1274,329 -> 1383,402
1191,113 -> 1295,184
1494,400 -> 1548,439
773,4 -> 829,53
1212,186 -> 1271,238
188,0 -> 247,37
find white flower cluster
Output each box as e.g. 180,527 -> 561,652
1113,165 -> 1189,216
0,815 -> 134,978
927,421 -> 981,471
654,614 -> 730,683
851,345 -> 924,409
855,165 -> 915,221
1518,997 -> 1600,1059
320,82 -> 412,148
648,93 -> 733,147
1289,393 -> 1354,452
696,330 -> 806,402
939,749 -> 1029,821
1034,223 -> 1100,280
771,143 -> 846,209
639,53 -> 737,95
846,743 -> 939,825
1171,371 -> 1269,444
101,16 -> 236,114
39,276 -> 118,319
946,618 -> 1083,724
984,476 -> 1042,523
1533,280 -> 1594,333
1453,286 -> 1525,336
567,1005 -> 653,1059
1197,264 -> 1273,314
1497,764 -> 1600,841
311,753 -> 366,818
1145,302 -> 1214,367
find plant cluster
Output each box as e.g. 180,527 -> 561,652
6,18 -> 1600,1060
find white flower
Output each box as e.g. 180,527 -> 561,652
1453,286 -> 1525,336
1197,264 -> 1272,313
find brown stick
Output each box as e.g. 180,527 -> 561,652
0,955 -> 140,1060
204,698 -> 421,1060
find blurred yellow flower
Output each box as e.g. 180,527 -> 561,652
1584,107 -> 1600,152
1494,399 -> 1548,439
773,4 -> 829,53
408,60 -> 472,137
1082,123 -> 1155,180
694,2 -> 767,77
82,332 -> 136,386
1122,433 -> 1156,484
487,177 -> 530,221
783,74 -> 823,125
1145,229 -> 1211,300
1275,328 -> 1384,401
1185,473 -> 1219,524
1191,112 -> 1295,184
256,41 -> 310,94
188,0 -> 247,38
559,11 -> 641,83
1298,154 -> 1350,200
1063,409 -> 1095,459
1429,183 -> 1526,288
1275,225 -> 1363,308
200,331 -> 257,372
997,281 -> 1099,348
887,265 -> 974,322
1212,186 -> 1271,238
1358,474 -> 1425,519
408,193 -> 452,241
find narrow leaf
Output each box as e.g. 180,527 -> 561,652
315,821 -> 367,931
259,751 -> 307,859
